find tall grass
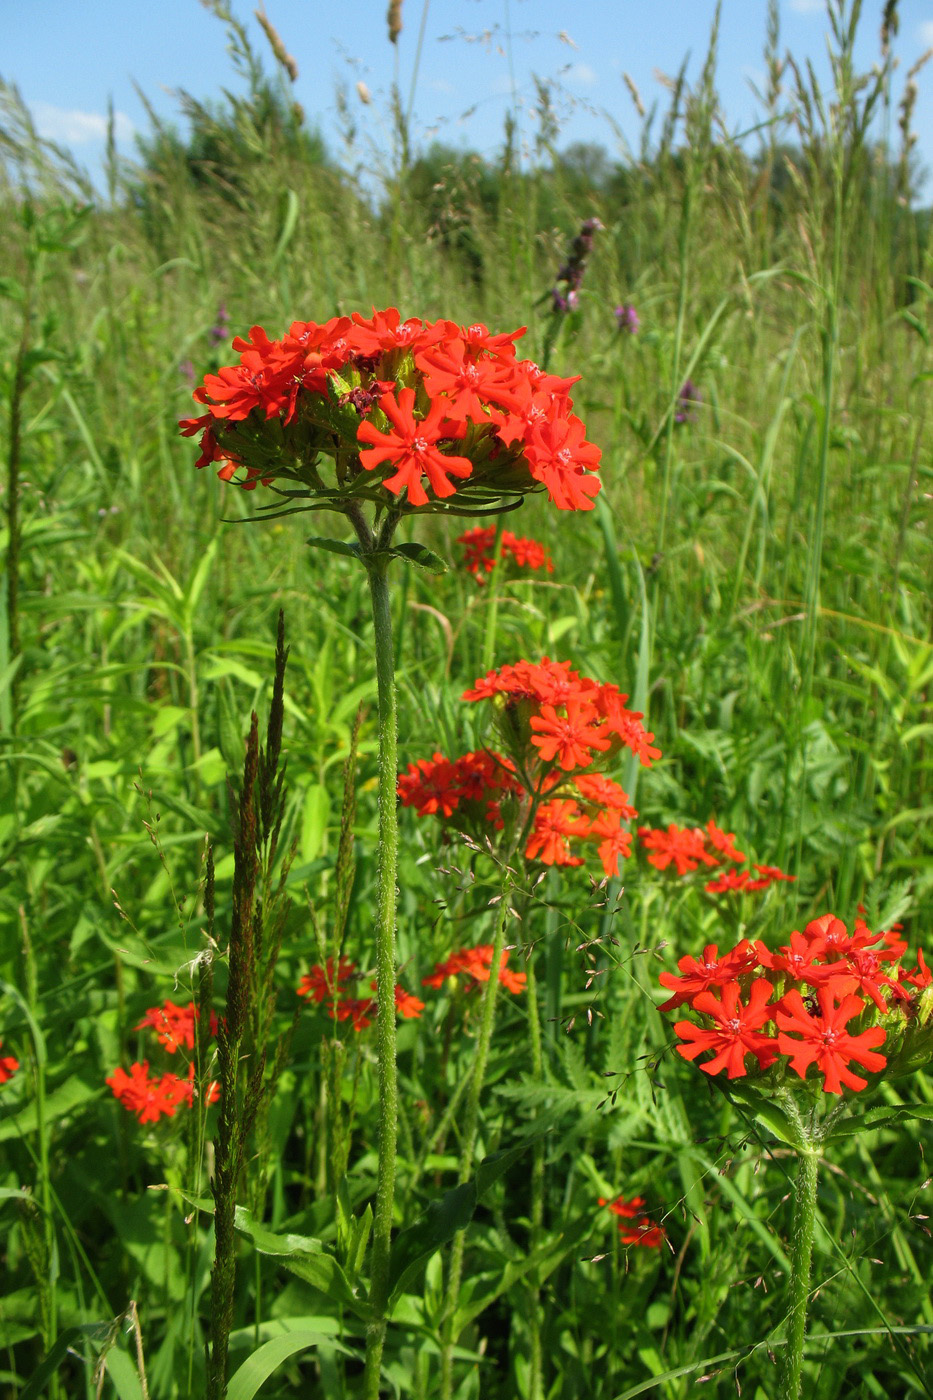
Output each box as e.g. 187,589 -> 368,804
0,1 -> 931,1396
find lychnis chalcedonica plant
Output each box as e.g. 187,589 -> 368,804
180,306 -> 603,1396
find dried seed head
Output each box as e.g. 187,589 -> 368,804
387,0 -> 402,44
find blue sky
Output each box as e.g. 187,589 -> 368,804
6,1 -> 933,193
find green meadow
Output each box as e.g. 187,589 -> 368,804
1,2 -> 931,1397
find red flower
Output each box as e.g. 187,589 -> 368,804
901,949 -> 932,989
599,1195 -> 665,1248
583,810 -> 633,877
135,1000 -> 218,1054
0,1041 -> 18,1084
705,870 -> 753,894
673,979 -> 779,1079
422,943 -> 526,994
397,752 -> 463,817
658,941 -> 758,1011
748,863 -> 796,889
457,526 -> 553,580
357,387 -> 473,505
775,987 -> 887,1094
705,820 -> 746,863
525,799 -> 587,867
394,986 -> 426,1019
755,931 -> 835,987
107,1062 -> 189,1124
523,415 -> 602,510
529,698 -> 610,771
638,824 -> 716,875
297,957 -> 358,1005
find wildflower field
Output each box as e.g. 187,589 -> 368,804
2,2 -> 933,1397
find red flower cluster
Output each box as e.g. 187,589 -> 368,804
422,943 -> 527,995
636,819 -> 795,892
661,914 -> 932,1094
180,308 -> 601,512
0,1041 -> 19,1084
135,999 -> 219,1053
457,526 -> 554,582
107,1062 -> 219,1125
297,956 -> 424,1031
400,658 -> 658,877
599,1195 -> 666,1248
108,996 -> 220,1123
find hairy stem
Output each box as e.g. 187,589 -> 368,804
361,552 -> 400,1400
781,1144 -> 821,1400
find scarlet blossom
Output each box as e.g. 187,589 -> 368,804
107,1061 -> 212,1124
523,415 -> 602,510
182,307 -> 601,513
775,988 -> 887,1094
422,943 -> 526,995
599,1195 -> 665,1248
820,946 -> 908,1014
705,870 -> 754,894
135,1000 -> 219,1054
584,810 -> 634,877
396,752 -> 463,817
357,387 -> 473,506
658,941 -> 758,1012
0,1042 -> 18,1084
674,979 -> 779,1079
525,799 -> 587,867
394,986 -> 426,1019
457,526 -> 553,581
530,698 -> 611,771
749,863 -> 796,889
705,820 -> 746,864
901,949 -> 933,989
638,824 -> 716,876
297,957 -> 358,1005
755,932 -> 836,988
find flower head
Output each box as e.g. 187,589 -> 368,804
182,308 -> 602,517
614,304 -> 640,334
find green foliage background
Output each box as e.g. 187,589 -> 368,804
0,1 -> 931,1396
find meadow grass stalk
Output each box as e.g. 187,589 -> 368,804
439,879 -> 513,1399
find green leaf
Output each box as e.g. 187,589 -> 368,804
391,542 -> 448,574
227,1331 -> 355,1400
178,1194 -> 365,1313
306,536 -> 361,560
717,1081 -> 804,1148
103,1347 -> 144,1400
0,1073 -> 99,1143
387,1138 -> 534,1307
20,1323 -> 112,1400
825,1103 -> 933,1141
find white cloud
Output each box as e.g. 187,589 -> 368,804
564,63 -> 598,89
30,102 -> 135,146
919,20 -> 933,45
788,0 -> 824,14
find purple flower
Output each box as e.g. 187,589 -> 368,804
614,303 -> 640,335
675,379 -> 701,424
209,301 -> 230,347
552,288 -> 580,314
178,359 -> 196,386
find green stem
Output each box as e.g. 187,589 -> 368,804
781,1145 -> 821,1400
480,517 -> 505,673
361,552 -> 400,1400
439,883 -> 512,1398
523,952 -> 545,1400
